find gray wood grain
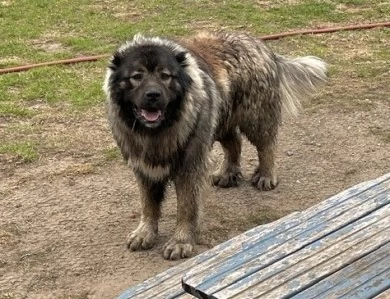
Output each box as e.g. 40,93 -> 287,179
182,173 -> 390,299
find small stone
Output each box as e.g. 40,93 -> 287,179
286,151 -> 294,156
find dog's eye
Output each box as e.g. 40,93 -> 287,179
160,73 -> 171,81
131,73 -> 143,81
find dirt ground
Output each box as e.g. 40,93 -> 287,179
1,103 -> 389,298
1,45 -> 389,299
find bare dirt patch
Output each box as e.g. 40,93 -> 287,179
30,40 -> 67,53
29,32 -> 72,54
86,1 -> 150,23
255,0 -> 302,9
1,96 -> 389,298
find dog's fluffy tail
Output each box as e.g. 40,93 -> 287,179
277,55 -> 328,116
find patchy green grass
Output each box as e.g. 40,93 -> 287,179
1,0 -> 388,66
0,102 -> 35,118
102,147 -> 121,162
0,141 -> 39,163
0,61 -> 107,119
0,0 -> 389,163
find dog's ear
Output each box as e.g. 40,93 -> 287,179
175,51 -> 192,89
175,51 -> 187,66
109,51 -> 123,71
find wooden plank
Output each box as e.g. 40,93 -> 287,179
339,268 -> 390,299
250,228 -> 390,298
182,185 -> 389,297
174,293 -> 195,299
116,263 -> 187,299
211,210 -> 389,298
292,243 -> 390,299
184,173 -> 390,288
117,173 -> 390,299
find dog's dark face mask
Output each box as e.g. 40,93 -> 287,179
109,45 -> 192,131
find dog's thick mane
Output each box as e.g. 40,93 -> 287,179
103,33 -> 221,181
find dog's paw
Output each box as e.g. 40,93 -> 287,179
251,170 -> 278,191
163,237 -> 194,260
126,224 -> 157,251
212,169 -> 243,188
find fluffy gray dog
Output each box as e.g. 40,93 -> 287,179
103,30 -> 327,260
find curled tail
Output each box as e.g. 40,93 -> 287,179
277,55 -> 328,116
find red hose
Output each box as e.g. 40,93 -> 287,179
1,21 -> 389,75
261,21 -> 390,40
0,54 -> 109,75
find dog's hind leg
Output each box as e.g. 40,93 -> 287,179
251,139 -> 278,191
239,107 -> 280,191
127,177 -> 165,251
212,129 -> 243,188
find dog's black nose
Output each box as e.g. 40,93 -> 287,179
145,90 -> 161,101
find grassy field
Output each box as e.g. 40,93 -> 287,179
0,0 -> 389,163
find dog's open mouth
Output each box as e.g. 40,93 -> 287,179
135,108 -> 165,123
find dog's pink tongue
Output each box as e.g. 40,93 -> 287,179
141,109 -> 161,122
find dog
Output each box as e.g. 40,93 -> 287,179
103,30 -> 327,260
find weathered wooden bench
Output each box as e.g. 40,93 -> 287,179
117,172 -> 390,299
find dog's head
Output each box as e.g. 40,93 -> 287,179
106,37 -> 192,131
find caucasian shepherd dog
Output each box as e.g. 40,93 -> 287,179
103,31 -> 327,260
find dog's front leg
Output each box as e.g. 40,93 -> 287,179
163,172 -> 205,260
127,176 -> 165,251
